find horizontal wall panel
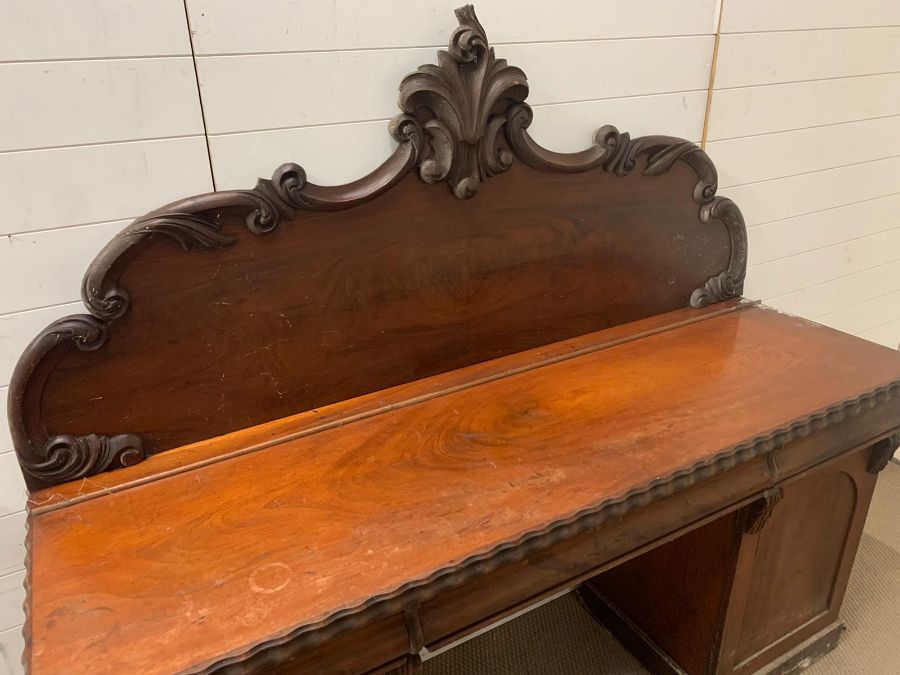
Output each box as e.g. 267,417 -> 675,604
0,571 -> 24,638
766,261 -> 900,319
0,303 -> 83,388
0,624 -> 23,675
0,220 -> 128,315
197,37 -> 713,134
0,137 -> 213,235
748,194 -> 900,265
0,0 -> 190,61
715,27 -> 900,88
197,48 -> 431,133
210,121 -> 396,190
0,58 -> 203,151
210,91 -> 707,189
707,72 -> 900,140
858,318 -> 900,349
0,513 -> 25,577
0,571 -> 24,634
721,156 -> 900,226
0,389 -> 8,455
817,290 -> 900,335
187,0 -> 719,55
721,0 -> 900,33
744,228 -> 900,299
526,92 -> 707,151
708,116 -> 900,188
0,455 -> 25,519
501,38 -> 713,105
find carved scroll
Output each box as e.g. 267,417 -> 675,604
11,126 -> 425,490
9,3 -> 748,490
8,316 -> 145,484
867,434 -> 900,474
395,4 -> 527,198
742,487 -> 784,534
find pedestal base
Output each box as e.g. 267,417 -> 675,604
579,445 -> 878,675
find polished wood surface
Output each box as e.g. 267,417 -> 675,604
37,162 -> 728,465
28,301 -> 751,512
28,306 -> 900,674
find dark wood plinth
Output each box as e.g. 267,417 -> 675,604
580,445 -> 878,675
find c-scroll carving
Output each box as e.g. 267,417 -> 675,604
505,104 -> 747,307
11,126 -> 426,490
867,434 -> 900,474
8,315 -> 146,487
80,142 -> 427,322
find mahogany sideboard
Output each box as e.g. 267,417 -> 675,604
10,6 -> 900,675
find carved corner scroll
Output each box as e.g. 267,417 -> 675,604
8,316 -> 145,487
742,487 -> 784,534
9,3 -> 747,490
504,107 -> 746,308
10,133 -> 425,491
867,434 -> 900,474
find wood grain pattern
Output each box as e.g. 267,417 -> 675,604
8,4 -> 746,489
14,162 -> 732,489
583,512 -> 743,674
579,445 -> 880,675
27,301 -> 754,512
26,306 -> 900,674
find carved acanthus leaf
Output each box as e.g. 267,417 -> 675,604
8,315 -> 147,487
126,213 -> 237,251
742,487 -> 784,534
395,4 -> 528,198
15,132 -> 424,488
22,434 -> 145,484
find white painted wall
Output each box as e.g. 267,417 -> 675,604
0,1 -> 897,671
709,2 -> 900,344
0,1 -> 212,667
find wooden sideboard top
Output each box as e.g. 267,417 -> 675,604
27,304 -> 900,674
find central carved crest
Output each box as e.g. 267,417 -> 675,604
395,5 -> 528,198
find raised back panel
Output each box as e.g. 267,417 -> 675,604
9,5 -> 747,489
